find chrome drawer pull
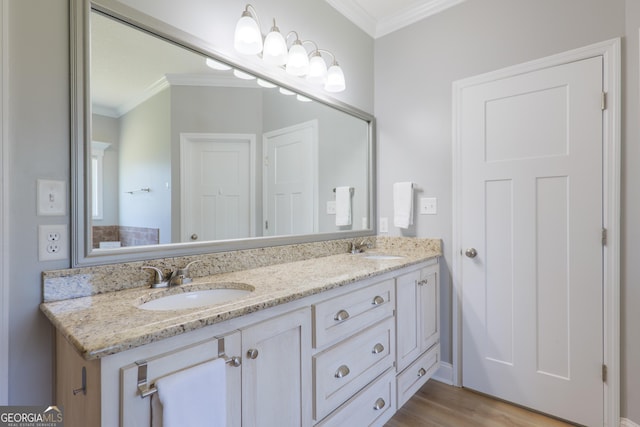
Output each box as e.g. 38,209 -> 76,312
372,343 -> 385,354
373,398 -> 386,411
372,295 -> 385,305
417,367 -> 427,377
334,309 -> 350,322
335,365 -> 350,378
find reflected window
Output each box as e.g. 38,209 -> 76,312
91,141 -> 110,220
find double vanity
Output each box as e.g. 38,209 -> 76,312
41,237 -> 441,426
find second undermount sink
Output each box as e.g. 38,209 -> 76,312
361,254 -> 404,260
138,284 -> 254,311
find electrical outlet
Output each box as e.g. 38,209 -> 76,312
39,224 -> 67,261
420,197 -> 437,215
379,217 -> 389,233
326,200 -> 336,215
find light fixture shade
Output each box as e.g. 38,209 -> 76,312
306,54 -> 327,84
234,12 -> 263,55
205,58 -> 231,71
286,42 -> 309,76
325,63 -> 345,92
257,78 -> 277,88
233,69 -> 256,80
263,28 -> 288,65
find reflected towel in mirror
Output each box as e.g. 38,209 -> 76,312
335,186 -> 352,226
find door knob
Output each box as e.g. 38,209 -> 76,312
464,248 -> 477,258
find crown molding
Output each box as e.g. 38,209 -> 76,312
325,0 -> 465,38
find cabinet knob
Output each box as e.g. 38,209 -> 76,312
417,367 -> 427,377
465,247 -> 478,258
372,295 -> 385,305
373,398 -> 386,411
417,279 -> 429,286
335,365 -> 351,378
372,343 -> 385,354
334,309 -> 350,322
246,348 -> 259,359
190,233 -> 198,240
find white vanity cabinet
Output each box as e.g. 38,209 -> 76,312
311,278 -> 397,426
241,307 -> 311,427
395,260 -> 440,408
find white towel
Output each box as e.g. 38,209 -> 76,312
335,186 -> 352,226
393,182 -> 414,229
151,358 -> 226,427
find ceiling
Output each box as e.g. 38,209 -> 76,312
325,0 -> 465,38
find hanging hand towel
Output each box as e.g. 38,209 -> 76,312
335,186 -> 352,226
393,182 -> 414,229
151,358 -> 226,427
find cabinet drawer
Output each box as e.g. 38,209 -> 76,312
313,317 -> 394,421
396,343 -> 440,408
316,368 -> 396,427
313,279 -> 394,349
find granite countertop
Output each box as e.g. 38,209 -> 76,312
41,241 -> 440,360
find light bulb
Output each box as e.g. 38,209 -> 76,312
306,54 -> 327,84
286,41 -> 309,76
234,11 -> 262,55
325,63 -> 345,92
262,22 -> 288,66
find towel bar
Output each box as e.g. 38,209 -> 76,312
136,336 -> 241,399
332,187 -> 354,194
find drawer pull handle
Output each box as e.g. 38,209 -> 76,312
334,309 -> 350,322
372,295 -> 385,305
417,367 -> 427,377
335,365 -> 350,378
247,348 -> 259,360
418,279 -> 429,286
373,398 -> 386,411
372,343 -> 385,354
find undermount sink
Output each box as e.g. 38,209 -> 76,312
138,284 -> 254,311
361,254 -> 404,260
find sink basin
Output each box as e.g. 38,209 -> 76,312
361,254 -> 404,260
138,286 -> 253,311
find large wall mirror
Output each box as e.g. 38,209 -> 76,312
71,0 -> 375,266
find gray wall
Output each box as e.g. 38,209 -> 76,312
375,0 -> 637,422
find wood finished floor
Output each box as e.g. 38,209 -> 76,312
385,380 -> 576,427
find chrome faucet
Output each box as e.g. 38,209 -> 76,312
350,240 -> 371,254
142,260 -> 202,288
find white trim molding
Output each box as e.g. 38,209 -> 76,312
452,38 -> 621,427
0,0 -> 8,405
621,419 -> 640,427
432,362 -> 454,385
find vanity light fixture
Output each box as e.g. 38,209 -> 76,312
205,58 -> 231,71
233,69 -> 256,80
257,78 -> 277,88
233,4 -> 346,93
233,4 -> 263,55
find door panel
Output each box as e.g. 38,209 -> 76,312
460,56 -> 604,426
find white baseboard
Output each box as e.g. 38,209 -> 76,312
621,418 -> 640,427
432,362 -> 454,385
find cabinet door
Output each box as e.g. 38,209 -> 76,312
395,269 -> 422,372
242,307 -> 312,427
419,268 -> 439,352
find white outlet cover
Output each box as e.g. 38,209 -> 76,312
420,197 -> 437,215
37,179 -> 66,216
38,224 -> 68,261
379,217 -> 389,233
326,200 -> 336,215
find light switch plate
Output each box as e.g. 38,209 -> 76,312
326,201 -> 336,215
37,179 -> 66,216
420,197 -> 437,215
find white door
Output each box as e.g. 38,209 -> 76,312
263,121 -> 318,236
181,133 -> 255,242
459,57 -> 604,426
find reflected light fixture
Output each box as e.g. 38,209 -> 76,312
233,69 -> 256,80
233,4 -> 346,93
205,58 -> 232,71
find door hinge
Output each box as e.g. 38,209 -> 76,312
601,92 -> 607,111
602,228 -> 607,246
602,364 -> 608,383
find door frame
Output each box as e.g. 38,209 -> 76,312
452,38 -> 620,426
179,132 -> 257,242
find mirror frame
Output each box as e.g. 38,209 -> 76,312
71,0 -> 377,266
